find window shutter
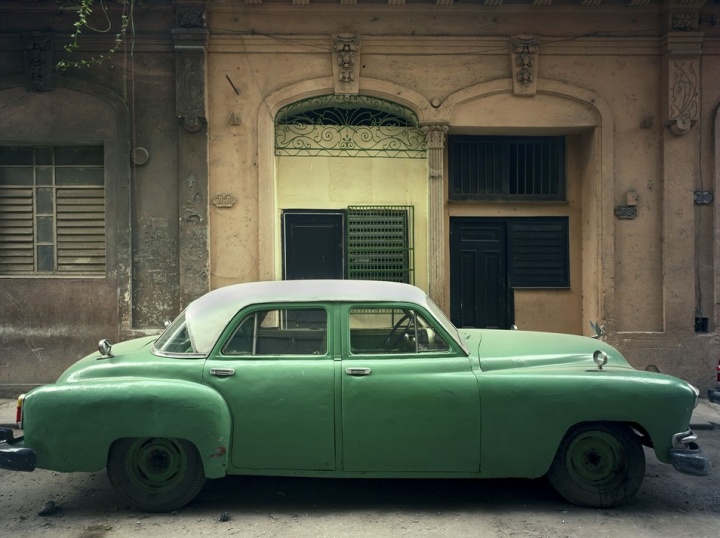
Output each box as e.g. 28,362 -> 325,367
347,206 -> 414,283
0,188 -> 34,273
509,218 -> 569,288
56,188 -> 106,273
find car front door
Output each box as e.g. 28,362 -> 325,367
340,304 -> 481,473
203,304 -> 336,471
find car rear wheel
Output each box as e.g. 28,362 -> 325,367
547,422 -> 645,508
107,437 -> 206,513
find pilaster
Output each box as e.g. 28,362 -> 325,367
422,123 -> 449,312
172,1 -> 209,307
660,27 -> 703,333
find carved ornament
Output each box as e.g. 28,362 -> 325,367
332,34 -> 361,95
23,32 -> 53,92
667,59 -> 700,136
672,12 -> 699,31
421,124 -> 449,150
511,35 -> 538,97
177,9 -> 206,29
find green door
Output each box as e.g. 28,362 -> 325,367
340,305 -> 481,472
203,305 -> 336,471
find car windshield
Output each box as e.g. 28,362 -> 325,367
153,311 -> 204,357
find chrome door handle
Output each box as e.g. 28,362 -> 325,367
345,367 -> 371,376
210,367 -> 235,377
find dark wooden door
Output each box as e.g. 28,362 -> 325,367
282,211 -> 345,280
450,219 -> 512,329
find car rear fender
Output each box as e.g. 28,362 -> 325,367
22,380 -> 232,478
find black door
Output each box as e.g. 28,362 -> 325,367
450,219 -> 512,329
283,211 -> 345,280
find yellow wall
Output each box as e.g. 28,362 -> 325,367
276,155 -> 429,289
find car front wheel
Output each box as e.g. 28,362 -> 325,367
107,437 -> 206,512
546,422 -> 645,508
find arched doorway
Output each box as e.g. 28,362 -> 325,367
273,95 -> 428,286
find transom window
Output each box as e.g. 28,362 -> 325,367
0,146 -> 106,275
449,135 -> 565,201
275,95 -> 425,158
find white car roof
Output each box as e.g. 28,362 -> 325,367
185,280 -> 436,354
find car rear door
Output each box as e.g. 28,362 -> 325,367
340,304 -> 481,473
203,304 -> 336,471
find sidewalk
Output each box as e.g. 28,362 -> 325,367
1,397 -> 719,431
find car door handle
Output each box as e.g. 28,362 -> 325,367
345,367 -> 371,376
210,367 -> 235,377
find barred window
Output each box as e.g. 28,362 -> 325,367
347,206 -> 414,284
449,136 -> 565,201
0,146 -> 105,275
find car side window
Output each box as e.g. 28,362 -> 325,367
349,307 -> 450,355
223,308 -> 327,356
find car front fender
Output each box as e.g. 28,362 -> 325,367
22,380 -> 232,478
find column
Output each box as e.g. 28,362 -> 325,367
173,2 -> 209,307
422,123 -> 449,312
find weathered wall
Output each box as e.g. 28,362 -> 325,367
0,1 -> 206,394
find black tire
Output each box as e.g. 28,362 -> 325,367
107,437 -> 206,513
546,422 -> 645,508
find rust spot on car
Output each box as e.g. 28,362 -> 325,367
210,446 -> 227,459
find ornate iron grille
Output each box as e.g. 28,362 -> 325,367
275,95 -> 426,158
347,205 -> 414,284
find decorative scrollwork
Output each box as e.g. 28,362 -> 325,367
668,60 -> 699,129
275,95 -> 425,158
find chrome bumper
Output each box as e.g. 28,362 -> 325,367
669,429 -> 711,476
0,428 -> 36,472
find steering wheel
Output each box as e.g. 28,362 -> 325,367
383,313 -> 414,350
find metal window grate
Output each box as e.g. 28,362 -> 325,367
449,135 -> 565,200
347,206 -> 414,284
0,146 -> 105,275
275,95 -> 426,159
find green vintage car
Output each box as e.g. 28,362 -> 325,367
0,280 -> 711,512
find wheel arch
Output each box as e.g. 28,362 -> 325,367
23,380 -> 232,478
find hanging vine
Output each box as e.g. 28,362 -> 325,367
57,0 -> 134,70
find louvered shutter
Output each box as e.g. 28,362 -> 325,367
0,188 -> 34,273
347,206 -> 414,284
509,218 -> 569,288
57,188 -> 106,273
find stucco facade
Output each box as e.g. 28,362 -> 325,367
1,0 -> 719,395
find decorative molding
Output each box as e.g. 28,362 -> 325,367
667,59 -> 700,136
212,193 -> 237,208
578,0 -> 602,5
332,34 -> 361,95
421,124 -> 449,181
511,35 -> 538,96
672,11 -> 700,31
422,124 -> 449,151
23,31 -> 53,92
177,9 -> 206,29
176,53 -> 206,132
